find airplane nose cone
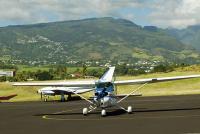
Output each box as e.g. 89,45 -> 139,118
101,97 -> 110,107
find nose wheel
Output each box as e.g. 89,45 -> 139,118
82,106 -> 132,116
127,106 -> 132,114
83,108 -> 88,116
101,109 -> 106,116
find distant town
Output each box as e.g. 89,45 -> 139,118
0,57 -> 183,82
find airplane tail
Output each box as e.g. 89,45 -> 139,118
99,67 -> 115,83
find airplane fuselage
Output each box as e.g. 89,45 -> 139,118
93,82 -> 117,108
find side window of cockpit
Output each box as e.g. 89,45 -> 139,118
106,82 -> 112,87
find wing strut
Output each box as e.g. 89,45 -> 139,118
70,90 -> 94,104
117,83 -> 148,103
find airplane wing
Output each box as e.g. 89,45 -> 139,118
114,75 -> 200,85
38,87 -> 93,95
13,80 -> 96,87
115,93 -> 142,97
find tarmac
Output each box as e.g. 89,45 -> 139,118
1,95 -> 200,134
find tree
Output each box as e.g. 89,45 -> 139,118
0,76 -> 6,82
15,73 -> 27,81
6,77 -> 17,82
55,65 -> 67,79
153,64 -> 174,73
35,71 -> 53,80
82,64 -> 87,78
116,64 -> 128,75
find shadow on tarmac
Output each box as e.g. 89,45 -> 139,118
34,107 -> 200,117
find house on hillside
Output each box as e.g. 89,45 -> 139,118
70,73 -> 82,78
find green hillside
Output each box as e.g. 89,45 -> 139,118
0,17 -> 199,64
166,25 -> 200,51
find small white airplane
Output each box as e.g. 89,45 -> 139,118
37,87 -> 93,102
13,67 -> 200,116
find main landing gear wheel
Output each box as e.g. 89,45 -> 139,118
44,98 -> 48,102
127,106 -> 132,114
83,108 -> 88,116
101,109 -> 106,117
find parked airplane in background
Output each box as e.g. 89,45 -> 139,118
0,94 -> 17,102
13,67 -> 200,116
37,87 -> 93,102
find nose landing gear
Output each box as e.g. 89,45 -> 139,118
127,106 -> 132,114
83,108 -> 88,116
101,109 -> 106,116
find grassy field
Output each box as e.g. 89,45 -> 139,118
1,70 -> 200,102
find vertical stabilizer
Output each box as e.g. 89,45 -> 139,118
99,67 -> 115,83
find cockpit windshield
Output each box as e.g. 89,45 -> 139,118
96,82 -> 113,89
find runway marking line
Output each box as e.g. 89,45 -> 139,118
42,108 -> 200,121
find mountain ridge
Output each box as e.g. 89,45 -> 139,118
0,17 -> 199,64
166,25 -> 200,51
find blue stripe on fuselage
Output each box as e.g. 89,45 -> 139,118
95,82 -> 114,99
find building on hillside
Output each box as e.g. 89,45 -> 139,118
70,73 -> 82,78
0,71 -> 15,77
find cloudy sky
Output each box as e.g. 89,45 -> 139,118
0,0 -> 200,28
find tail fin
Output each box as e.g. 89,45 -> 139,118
99,67 -> 115,83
